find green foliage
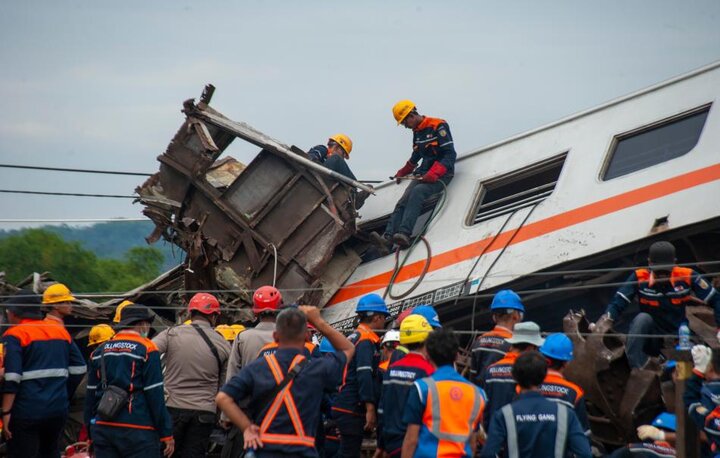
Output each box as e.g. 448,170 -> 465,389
0,229 -> 165,292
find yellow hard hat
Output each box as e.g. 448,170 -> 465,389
329,134 -> 353,155
113,300 -> 134,323
88,324 -> 115,347
183,319 -> 192,325
392,100 -> 416,125
399,314 -> 431,345
42,283 -> 76,304
215,324 -> 245,341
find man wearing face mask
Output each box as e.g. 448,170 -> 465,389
591,241 -> 720,369
84,304 -> 175,457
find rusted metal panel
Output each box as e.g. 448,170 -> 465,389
135,85 -> 368,314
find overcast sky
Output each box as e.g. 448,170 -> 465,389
1,1 -> 719,229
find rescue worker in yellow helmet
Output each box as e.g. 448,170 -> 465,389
88,324 -> 115,349
216,324 -> 246,342
373,100 -> 457,252
113,300 -> 133,323
42,283 -> 76,325
307,134 -> 357,181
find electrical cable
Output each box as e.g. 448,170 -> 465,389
0,189 -> 136,199
0,218 -> 147,223
0,163 -> 152,176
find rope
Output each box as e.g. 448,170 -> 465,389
384,180 -> 448,300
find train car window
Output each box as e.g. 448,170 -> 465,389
602,105 -> 710,180
468,153 -> 566,225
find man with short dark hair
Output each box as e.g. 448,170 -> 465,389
2,290 -> 86,458
153,293 -> 231,457
593,241 -> 720,368
402,329 -> 486,458
481,352 -> 591,458
85,304 -> 175,457
216,306 -> 354,458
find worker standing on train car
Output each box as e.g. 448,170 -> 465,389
332,293 -> 390,458
479,322 -> 544,427
470,290 -> 525,385
373,100 -> 456,252
593,241 -> 720,368
537,333 -> 591,436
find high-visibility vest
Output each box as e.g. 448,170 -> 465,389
421,378 -> 484,455
259,354 -> 315,448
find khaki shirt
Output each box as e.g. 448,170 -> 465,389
225,321 -> 275,383
153,320 -> 231,413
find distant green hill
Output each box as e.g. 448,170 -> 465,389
0,221 -> 183,271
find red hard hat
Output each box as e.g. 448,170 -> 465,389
188,293 -> 221,315
253,286 -> 282,313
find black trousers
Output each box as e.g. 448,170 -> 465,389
169,407 -> 216,458
331,411 -> 364,458
7,415 -> 66,458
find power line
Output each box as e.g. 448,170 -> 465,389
0,163 -> 152,177
0,218 -> 147,223
0,189 -> 136,199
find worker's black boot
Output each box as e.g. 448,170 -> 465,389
369,232 -> 392,256
392,232 -> 411,249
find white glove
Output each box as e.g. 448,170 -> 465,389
692,344 -> 713,374
637,425 -> 665,441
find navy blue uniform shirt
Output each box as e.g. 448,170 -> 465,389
410,117 -> 456,176
220,347 -> 347,457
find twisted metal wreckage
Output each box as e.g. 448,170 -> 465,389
4,85 -> 718,452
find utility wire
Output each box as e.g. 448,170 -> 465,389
0,189 -> 136,199
0,218 -> 147,223
0,163 -> 152,177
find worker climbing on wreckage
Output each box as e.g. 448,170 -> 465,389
308,134 -> 356,181
371,100 -> 456,253
591,240 -> 720,369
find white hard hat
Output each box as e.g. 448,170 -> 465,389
382,330 -> 401,345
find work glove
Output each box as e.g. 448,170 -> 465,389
637,425 -> 665,441
395,161 -> 416,183
692,344 -> 712,374
421,162 -> 447,183
589,313 -> 613,333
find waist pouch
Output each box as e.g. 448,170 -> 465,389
97,385 -> 130,421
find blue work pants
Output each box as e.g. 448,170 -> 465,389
385,175 -> 451,237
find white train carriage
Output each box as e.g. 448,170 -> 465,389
324,60 -> 720,330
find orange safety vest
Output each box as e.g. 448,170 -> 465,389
259,354 -> 315,448
421,378 -> 484,455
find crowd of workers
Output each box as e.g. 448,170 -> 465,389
1,98 -> 720,457
3,237 -> 720,458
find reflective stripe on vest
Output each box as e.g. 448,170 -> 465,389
424,378 -> 482,443
501,403 -> 569,458
259,354 -> 315,447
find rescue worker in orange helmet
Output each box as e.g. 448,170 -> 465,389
402,328 -> 486,458
537,333 -> 591,437
373,101 -> 456,252
2,290 -> 86,458
42,282 -> 76,325
84,304 -> 175,457
307,134 -> 356,180
153,293 -> 231,457
592,241 -> 720,368
216,306 -> 355,458
331,293 -> 390,458
481,352 -> 591,458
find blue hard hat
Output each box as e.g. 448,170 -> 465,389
356,293 -> 390,315
664,360 -> 676,371
319,338 -> 336,353
539,333 -> 574,361
651,412 -> 676,432
490,290 -> 525,312
411,305 -> 442,328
